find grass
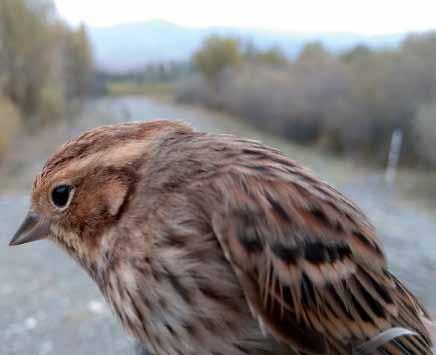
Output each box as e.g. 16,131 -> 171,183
394,169 -> 436,214
106,81 -> 176,98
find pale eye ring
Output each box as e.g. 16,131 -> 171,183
51,185 -> 74,209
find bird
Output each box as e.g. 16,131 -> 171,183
10,120 -> 434,355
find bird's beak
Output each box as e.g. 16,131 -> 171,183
9,211 -> 50,246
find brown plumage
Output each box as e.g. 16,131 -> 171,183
10,121 -> 433,354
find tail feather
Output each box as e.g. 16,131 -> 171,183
373,272 -> 433,354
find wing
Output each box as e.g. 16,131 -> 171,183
208,148 -> 431,354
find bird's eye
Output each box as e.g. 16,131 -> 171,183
51,185 -> 73,208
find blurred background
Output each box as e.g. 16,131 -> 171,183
1,0 -> 435,354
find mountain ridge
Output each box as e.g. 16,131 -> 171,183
88,19 -> 406,73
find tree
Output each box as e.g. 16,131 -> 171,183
253,46 -> 288,67
297,41 -> 331,69
63,23 -> 94,99
340,44 -> 372,63
0,0 -> 56,124
193,36 -> 241,84
0,0 -> 94,128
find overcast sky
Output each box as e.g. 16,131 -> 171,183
54,0 -> 436,35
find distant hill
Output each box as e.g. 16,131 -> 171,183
88,19 -> 405,73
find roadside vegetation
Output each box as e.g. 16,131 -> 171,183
0,0 -> 94,155
104,62 -> 192,97
8,1 -> 434,171
177,34 -> 436,168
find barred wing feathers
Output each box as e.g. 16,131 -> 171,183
208,143 -> 432,354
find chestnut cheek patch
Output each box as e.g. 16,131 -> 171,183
104,179 -> 129,216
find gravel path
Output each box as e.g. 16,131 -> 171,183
342,177 -> 436,309
1,97 -> 435,354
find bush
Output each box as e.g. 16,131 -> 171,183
179,33 -> 436,167
0,97 -> 21,155
175,75 -> 212,106
415,102 -> 436,167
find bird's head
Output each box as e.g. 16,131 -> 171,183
9,120 -> 191,270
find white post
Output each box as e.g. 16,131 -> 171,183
385,129 -> 403,185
